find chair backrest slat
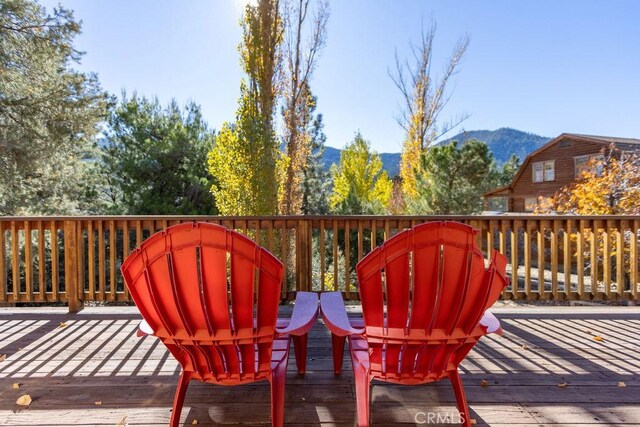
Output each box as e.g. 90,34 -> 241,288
200,245 -> 232,336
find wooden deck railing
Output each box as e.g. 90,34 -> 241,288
1,215 -> 638,311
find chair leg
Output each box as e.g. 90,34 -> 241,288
270,362 -> 287,427
353,364 -> 370,427
292,334 -> 308,375
170,371 -> 191,427
450,370 -> 471,427
331,333 -> 346,375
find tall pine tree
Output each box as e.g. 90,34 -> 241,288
0,0 -> 107,214
301,109 -> 330,214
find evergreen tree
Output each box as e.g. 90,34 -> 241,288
408,139 -> 496,214
0,0 -> 107,214
499,154 -> 521,186
100,94 -> 217,215
301,111 -> 330,214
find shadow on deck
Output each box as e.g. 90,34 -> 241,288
0,306 -> 638,426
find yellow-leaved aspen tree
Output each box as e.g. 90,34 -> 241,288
208,0 -> 283,215
391,23 -> 469,206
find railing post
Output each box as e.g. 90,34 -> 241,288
64,220 -> 83,313
295,218 -> 312,292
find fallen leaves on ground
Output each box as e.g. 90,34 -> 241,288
470,419 -> 477,425
557,382 -> 567,388
95,401 -> 103,405
521,344 -> 529,350
116,415 -> 128,426
618,382 -> 627,387
592,335 -> 604,342
191,420 -> 199,425
12,383 -> 20,389
0,354 -> 6,362
59,322 -> 68,328
480,379 -> 488,387
16,394 -> 32,406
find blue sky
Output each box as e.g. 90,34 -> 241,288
40,0 -> 640,153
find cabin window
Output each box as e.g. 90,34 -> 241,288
574,154 -> 604,177
524,197 -> 537,212
532,161 -> 554,182
544,161 -> 555,181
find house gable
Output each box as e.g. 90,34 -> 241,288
484,133 -> 640,212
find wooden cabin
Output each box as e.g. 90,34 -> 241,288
484,133 -> 640,212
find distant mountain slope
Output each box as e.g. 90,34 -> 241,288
438,128 -> 551,165
321,128 -> 551,177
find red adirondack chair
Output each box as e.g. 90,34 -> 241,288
320,221 -> 508,426
121,222 -> 318,427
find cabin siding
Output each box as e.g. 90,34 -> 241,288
509,139 -> 606,211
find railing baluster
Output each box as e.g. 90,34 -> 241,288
551,220 -> 559,300
51,221 -> 59,301
280,220 -> 287,299
333,220 -> 338,292
616,219 -> 624,298
88,220 -> 95,301
98,220 -> 105,301
603,220 -> 612,297
563,219 -> 573,299
11,221 -> 19,302
384,219 -> 390,242
24,220 -> 33,302
78,221 -> 85,302
524,220 -> 532,297
0,222 -> 5,302
539,220 -> 548,299
320,219 -> 325,292
577,220 -> 585,298
500,219 -> 507,298
122,220 -> 130,300
357,220 -> 363,263
371,218 -> 377,251
267,220 -> 274,252
510,220 -> 518,298
37,221 -> 45,301
632,220 -> 639,300
345,219 -> 350,300
591,221 -> 600,298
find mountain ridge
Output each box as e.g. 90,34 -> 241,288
321,127 -> 551,177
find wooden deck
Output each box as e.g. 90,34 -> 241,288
0,305 -> 638,426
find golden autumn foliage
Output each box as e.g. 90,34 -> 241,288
208,0 -> 283,215
329,133 -> 393,214
554,147 -> 640,215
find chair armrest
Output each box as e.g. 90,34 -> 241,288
479,311 -> 503,335
276,292 -> 319,337
137,319 -> 154,337
320,292 -> 365,337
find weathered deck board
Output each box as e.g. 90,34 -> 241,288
0,306 -> 639,426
